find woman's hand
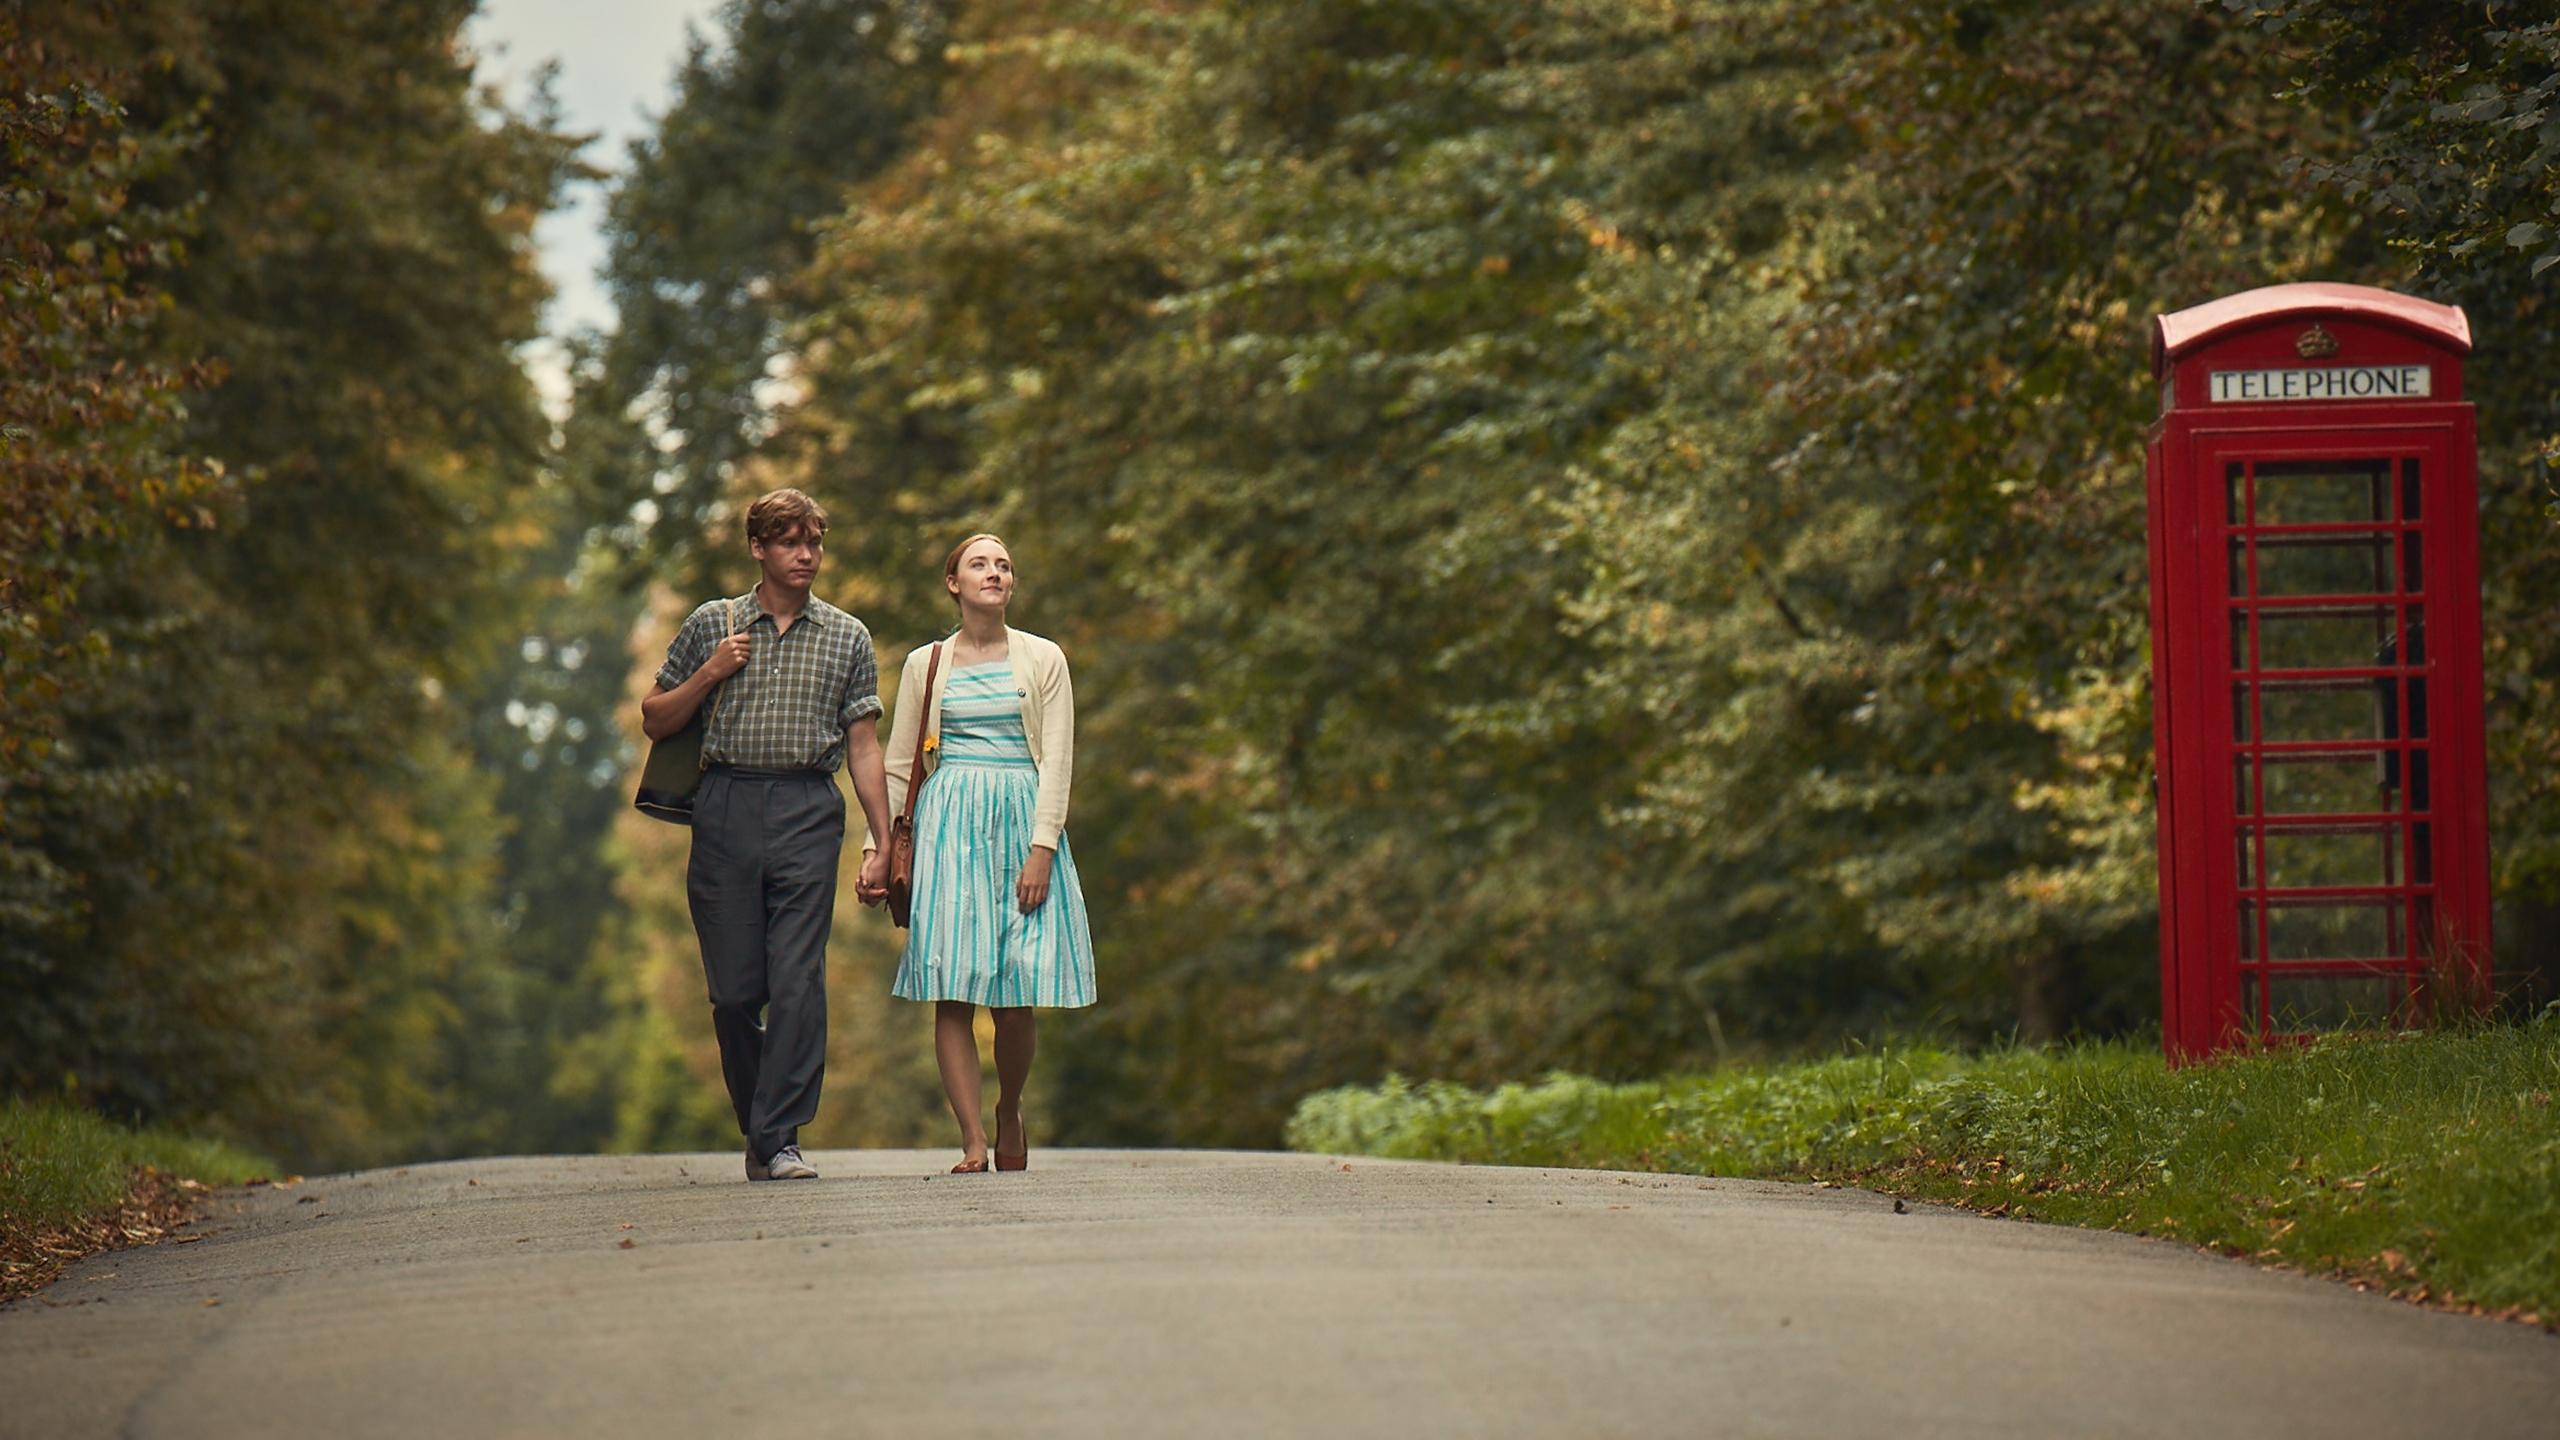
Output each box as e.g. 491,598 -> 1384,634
1015,845 -> 1055,914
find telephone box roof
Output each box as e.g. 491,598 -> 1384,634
2151,282 -> 2471,377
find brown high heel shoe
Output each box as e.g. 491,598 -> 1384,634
994,1146 -> 1027,1172
950,1151 -> 989,1174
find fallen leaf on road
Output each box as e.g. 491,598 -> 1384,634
202,1297 -> 220,1307
296,1197 -> 319,1205
617,1238 -> 635,1250
1893,1199 -> 1909,1215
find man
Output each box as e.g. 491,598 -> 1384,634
642,489 -> 892,1181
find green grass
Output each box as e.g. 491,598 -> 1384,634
1,1098 -> 274,1233
1287,1021 -> 2560,1320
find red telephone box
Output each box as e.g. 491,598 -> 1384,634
2145,282 -> 2491,1061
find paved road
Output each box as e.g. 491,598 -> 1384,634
4,1149 -> 2555,1438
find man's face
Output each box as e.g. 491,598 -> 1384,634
753,524 -> 824,591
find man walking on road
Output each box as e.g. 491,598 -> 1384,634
642,489 -> 893,1181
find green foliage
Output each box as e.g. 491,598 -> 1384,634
1290,1021 -> 2560,1318
573,0 -> 2560,1148
0,1097 -> 272,1233
24,0 -> 2560,1170
596,0 -> 951,596
775,0 -> 1858,1144
1,0 -> 586,1168
0,7 -> 229,936
1743,0 -> 2372,1037
2239,1 -> 2560,284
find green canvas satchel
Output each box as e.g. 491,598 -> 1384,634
633,598 -> 744,825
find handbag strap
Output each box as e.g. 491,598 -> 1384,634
897,641 -> 944,826
696,597 -> 747,772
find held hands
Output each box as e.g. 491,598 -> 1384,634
704,631 -> 752,681
1016,846 -> 1054,914
851,847 -> 1044,911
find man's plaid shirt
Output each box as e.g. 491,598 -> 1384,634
656,589 -> 882,773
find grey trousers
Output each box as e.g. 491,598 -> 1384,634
687,767 -> 843,1162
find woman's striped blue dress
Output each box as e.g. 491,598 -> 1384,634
892,660 -> 1096,1008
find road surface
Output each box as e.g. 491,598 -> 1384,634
4,1149 -> 2555,1437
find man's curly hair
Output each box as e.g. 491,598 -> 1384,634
746,488 -> 828,545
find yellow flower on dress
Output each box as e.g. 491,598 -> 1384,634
922,735 -> 939,756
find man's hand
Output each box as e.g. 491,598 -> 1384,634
1015,845 -> 1054,914
856,848 -> 890,906
704,630 -> 752,681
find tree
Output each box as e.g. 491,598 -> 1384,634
0,4 -> 226,966
594,0 -> 951,597
3,0 -> 584,1166
783,0 -> 1856,1139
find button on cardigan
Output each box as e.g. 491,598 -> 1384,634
874,627 -> 1075,852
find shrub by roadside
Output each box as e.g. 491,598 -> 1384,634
1,1099 -> 274,1302
1287,1022 -> 2560,1323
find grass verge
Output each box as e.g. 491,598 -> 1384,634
1,1099 -> 275,1303
1287,1021 -> 2560,1324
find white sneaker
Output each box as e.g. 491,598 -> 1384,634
764,1145 -> 818,1180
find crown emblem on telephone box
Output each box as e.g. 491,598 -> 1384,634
2295,324 -> 2340,358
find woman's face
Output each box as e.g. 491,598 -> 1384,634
949,538 -> 1016,613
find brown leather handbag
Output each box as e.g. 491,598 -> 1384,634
883,641 -> 943,928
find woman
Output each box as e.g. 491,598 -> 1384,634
873,533 -> 1096,1174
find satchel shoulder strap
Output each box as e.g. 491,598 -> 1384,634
695,598 -> 747,773
898,641 -> 943,825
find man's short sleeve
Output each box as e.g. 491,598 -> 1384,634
655,603 -> 719,692
838,622 -> 882,727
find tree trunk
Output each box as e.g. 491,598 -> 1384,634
2500,895 -> 2560,1017
2013,948 -> 2076,1045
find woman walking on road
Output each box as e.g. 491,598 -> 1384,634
869,534 -> 1096,1174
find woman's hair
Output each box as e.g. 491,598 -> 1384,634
943,532 -> 1011,607
746,488 -> 829,545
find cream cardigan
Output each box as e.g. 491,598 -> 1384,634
872,626 -> 1075,853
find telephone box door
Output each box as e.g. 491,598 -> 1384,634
2163,421 -> 2488,1049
